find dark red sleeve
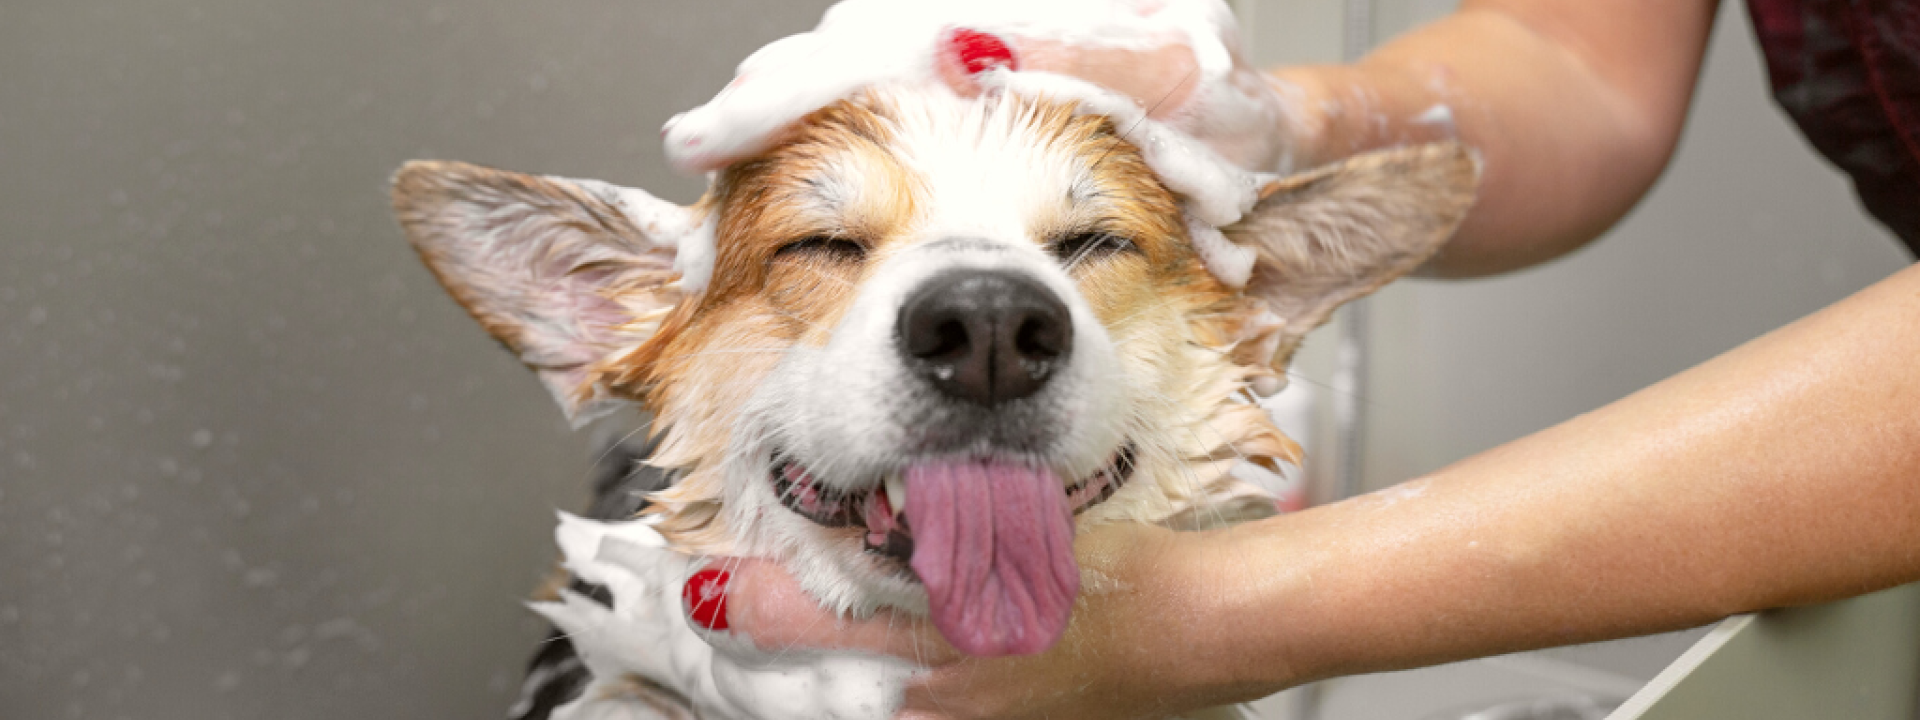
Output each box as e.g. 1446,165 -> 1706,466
1747,0 -> 1920,258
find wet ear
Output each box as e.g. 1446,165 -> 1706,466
1226,142 -> 1481,377
391,160 -> 704,426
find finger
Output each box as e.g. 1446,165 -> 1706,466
934,28 -> 1022,97
1022,35 -> 1200,119
716,558 -> 964,665
933,27 -> 1201,120
682,563 -> 734,631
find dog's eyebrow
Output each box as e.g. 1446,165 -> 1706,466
791,156 -> 868,214
1068,174 -> 1101,205
800,175 -> 839,205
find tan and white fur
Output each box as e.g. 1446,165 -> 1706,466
393,85 -> 1478,719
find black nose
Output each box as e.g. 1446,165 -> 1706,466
897,268 -> 1073,405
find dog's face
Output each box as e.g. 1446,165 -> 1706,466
394,87 -> 1477,656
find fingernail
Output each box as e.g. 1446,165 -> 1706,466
683,567 -> 731,631
944,27 -> 1018,75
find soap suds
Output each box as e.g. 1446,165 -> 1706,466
1413,103 -> 1455,131
537,514 -> 919,720
1367,478 -> 1431,507
1185,211 -> 1255,287
557,175 -> 716,295
661,0 -> 1283,288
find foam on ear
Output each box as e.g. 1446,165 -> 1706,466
1185,211 -> 1257,287
391,161 -> 697,425
1225,142 -> 1483,384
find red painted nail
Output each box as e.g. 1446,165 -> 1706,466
683,567 -> 731,631
945,28 -> 1018,76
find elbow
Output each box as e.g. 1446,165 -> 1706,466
1420,103 -> 1684,279
1415,8 -> 1700,279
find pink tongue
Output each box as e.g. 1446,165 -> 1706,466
905,459 -> 1079,656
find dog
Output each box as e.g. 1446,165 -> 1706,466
392,85 -> 1477,718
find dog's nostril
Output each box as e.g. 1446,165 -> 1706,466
907,318 -> 972,362
1014,315 -> 1066,360
897,268 -> 1074,405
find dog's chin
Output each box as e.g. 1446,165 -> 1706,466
765,444 -> 1137,613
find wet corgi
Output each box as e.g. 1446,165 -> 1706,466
393,87 -> 1477,718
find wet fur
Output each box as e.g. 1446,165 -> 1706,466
618,92 -> 1306,616
394,85 -> 1479,716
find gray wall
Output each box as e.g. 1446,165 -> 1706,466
0,2 -> 833,718
2,2 -> 1912,720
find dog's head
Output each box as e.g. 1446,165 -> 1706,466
394,87 -> 1477,656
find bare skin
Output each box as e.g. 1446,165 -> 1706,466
1269,0 -> 1721,276
716,0 -> 1920,717
727,260 -> 1920,719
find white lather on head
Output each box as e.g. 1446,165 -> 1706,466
656,0 -> 1289,288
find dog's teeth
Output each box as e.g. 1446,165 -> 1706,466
884,473 -> 908,516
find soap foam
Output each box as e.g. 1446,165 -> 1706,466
662,0 -> 1287,260
537,514 -> 918,720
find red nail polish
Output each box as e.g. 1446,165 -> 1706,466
945,28 -> 1018,76
683,567 -> 731,631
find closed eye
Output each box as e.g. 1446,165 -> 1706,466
1048,232 -> 1138,267
773,236 -> 867,263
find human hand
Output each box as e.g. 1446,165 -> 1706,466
692,522 -> 1293,720
661,0 -> 1306,178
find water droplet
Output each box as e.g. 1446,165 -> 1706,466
189,429 -> 213,448
26,306 -> 47,325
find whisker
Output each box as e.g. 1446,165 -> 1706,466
1103,295 -> 1195,330
1061,233 -> 1117,274
762,306 -> 833,333
1083,64 -> 1200,176
647,346 -> 793,365
769,259 -> 858,289
580,422 -> 655,489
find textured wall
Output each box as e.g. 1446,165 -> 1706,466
0,2 -> 831,718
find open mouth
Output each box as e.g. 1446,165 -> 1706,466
769,445 -> 1137,565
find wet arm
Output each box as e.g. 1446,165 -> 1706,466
1270,0 -> 1720,276
1181,262 -> 1920,696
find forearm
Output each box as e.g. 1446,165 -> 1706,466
1189,262 -> 1920,693
1269,0 -> 1719,276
